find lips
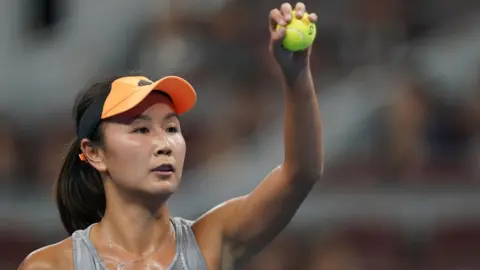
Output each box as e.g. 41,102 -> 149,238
152,164 -> 175,173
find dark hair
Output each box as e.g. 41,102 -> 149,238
54,75 -> 123,235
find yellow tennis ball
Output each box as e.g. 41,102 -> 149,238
276,11 -> 316,52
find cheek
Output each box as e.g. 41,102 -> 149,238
171,135 -> 186,164
104,135 -> 150,172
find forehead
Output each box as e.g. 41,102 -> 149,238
112,93 -> 176,121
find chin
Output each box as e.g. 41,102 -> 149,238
145,175 -> 179,195
134,186 -> 177,205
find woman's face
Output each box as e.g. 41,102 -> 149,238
99,93 -> 186,197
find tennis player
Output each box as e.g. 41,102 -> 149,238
19,2 -> 322,269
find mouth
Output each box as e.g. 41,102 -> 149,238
151,163 -> 175,175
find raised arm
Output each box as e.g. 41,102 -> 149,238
195,2 -> 323,266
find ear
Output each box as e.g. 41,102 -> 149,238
80,138 -> 107,172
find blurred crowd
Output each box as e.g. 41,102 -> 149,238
1,0 -> 480,268
246,221 -> 480,270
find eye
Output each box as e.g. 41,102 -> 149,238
133,127 -> 150,134
166,126 -> 179,133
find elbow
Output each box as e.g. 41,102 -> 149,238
311,160 -> 324,181
294,170 -> 323,187
305,167 -> 323,183
318,162 -> 324,180
282,162 -> 324,184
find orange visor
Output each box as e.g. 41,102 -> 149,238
102,76 -> 196,118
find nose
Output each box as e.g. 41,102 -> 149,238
155,146 -> 172,156
153,138 -> 172,156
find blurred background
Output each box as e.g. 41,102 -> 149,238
0,0 -> 480,269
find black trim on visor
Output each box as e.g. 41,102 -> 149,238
76,94 -> 108,140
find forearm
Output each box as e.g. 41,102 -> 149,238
282,66 -> 323,180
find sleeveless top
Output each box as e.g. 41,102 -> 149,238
71,217 -> 208,270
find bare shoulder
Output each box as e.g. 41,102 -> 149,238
192,197 -> 244,233
190,200 -> 244,269
18,237 -> 73,270
191,200 -> 233,236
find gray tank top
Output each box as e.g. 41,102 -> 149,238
71,217 -> 207,270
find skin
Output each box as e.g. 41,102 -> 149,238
19,2 -> 323,270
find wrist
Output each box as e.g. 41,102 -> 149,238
282,64 -> 311,90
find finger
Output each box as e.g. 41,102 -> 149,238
269,8 -> 286,31
308,13 -> 318,23
280,3 -> 293,23
294,2 -> 306,19
271,25 -> 286,42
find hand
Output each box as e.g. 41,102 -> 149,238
269,2 -> 317,84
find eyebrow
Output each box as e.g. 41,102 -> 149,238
133,112 -> 179,122
164,112 -> 180,121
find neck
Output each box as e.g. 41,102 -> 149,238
97,185 -> 173,256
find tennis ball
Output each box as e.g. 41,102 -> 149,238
276,11 -> 316,52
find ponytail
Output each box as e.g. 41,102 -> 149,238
54,137 -> 106,235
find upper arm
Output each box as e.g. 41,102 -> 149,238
197,165 -> 317,263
